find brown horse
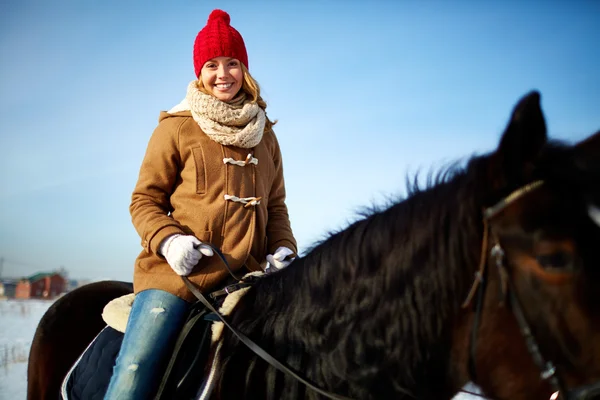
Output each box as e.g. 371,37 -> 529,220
28,92 -> 600,399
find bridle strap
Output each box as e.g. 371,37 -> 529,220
507,288 -> 565,396
483,181 -> 545,220
462,217 -> 490,309
466,221 -> 490,383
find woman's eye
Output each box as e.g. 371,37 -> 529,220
536,252 -> 572,270
228,61 -> 239,67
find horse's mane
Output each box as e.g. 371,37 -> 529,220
217,154 -> 495,399
303,159 -> 473,257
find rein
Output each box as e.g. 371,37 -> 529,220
462,181 -> 600,400
183,243 -> 355,400
181,276 -> 353,400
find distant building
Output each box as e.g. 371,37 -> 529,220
15,272 -> 67,299
0,279 -> 18,298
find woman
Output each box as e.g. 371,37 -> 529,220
105,9 -> 297,399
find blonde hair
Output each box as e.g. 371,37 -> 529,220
196,64 -> 277,132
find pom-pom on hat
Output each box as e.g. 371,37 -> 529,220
193,9 -> 249,77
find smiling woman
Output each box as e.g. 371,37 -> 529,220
97,8 -> 299,400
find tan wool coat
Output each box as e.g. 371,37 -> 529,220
130,110 -> 297,302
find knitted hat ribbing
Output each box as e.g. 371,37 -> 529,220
193,9 -> 249,77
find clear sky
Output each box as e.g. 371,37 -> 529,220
0,0 -> 598,281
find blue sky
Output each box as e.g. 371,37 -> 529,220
0,0 -> 598,281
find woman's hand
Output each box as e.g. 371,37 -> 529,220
160,234 -> 214,276
266,246 -> 295,273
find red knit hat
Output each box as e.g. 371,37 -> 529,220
193,9 -> 249,77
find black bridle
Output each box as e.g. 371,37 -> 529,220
463,180 -> 600,400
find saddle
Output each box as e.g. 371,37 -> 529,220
61,274 -> 260,400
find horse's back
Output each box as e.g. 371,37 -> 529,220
27,280 -> 133,400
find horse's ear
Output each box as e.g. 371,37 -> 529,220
492,91 -> 548,186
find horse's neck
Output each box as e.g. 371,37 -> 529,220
218,177 -> 485,398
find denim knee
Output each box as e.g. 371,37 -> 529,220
104,289 -> 190,400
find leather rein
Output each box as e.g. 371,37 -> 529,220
462,180 -> 600,400
181,246 -> 354,400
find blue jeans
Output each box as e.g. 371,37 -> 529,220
104,289 -> 190,400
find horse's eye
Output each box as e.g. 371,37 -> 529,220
536,252 -> 573,271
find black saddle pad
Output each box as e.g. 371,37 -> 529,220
62,305 -> 214,400
63,326 -> 123,400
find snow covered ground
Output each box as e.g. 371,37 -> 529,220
0,298 -> 481,399
0,299 -> 54,399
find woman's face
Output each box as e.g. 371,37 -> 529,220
200,57 -> 244,102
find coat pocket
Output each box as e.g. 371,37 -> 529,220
191,146 -> 207,194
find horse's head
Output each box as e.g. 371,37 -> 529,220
472,92 -> 600,400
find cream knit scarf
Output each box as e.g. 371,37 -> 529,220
169,81 -> 266,148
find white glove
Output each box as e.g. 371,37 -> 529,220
159,234 -> 214,276
265,246 -> 295,273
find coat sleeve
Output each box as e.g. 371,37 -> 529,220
266,133 -> 298,256
129,116 -> 187,255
